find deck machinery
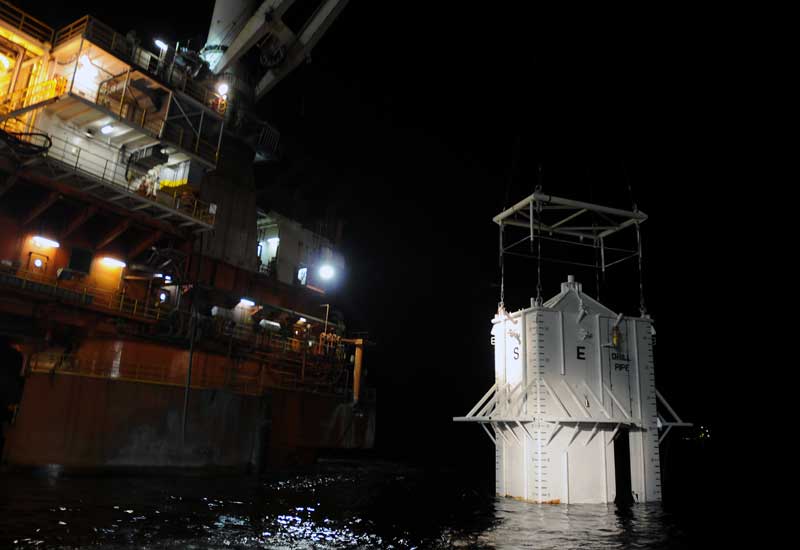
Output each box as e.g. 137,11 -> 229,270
455,193 -> 690,504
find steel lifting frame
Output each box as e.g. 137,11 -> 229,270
494,192 -> 648,272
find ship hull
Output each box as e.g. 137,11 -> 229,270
3,373 -> 374,472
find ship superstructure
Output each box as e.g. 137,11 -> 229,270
0,0 -> 372,471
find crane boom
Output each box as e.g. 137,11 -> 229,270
203,0 -> 349,101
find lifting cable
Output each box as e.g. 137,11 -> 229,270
534,165 -> 543,306
622,159 -> 647,317
534,199 -> 543,306
498,136 -> 520,310
499,223 -> 505,309
635,221 -> 646,317
588,167 -> 602,302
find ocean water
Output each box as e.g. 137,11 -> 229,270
0,461 -> 701,549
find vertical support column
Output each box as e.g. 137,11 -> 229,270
527,309 -> 551,502
596,314 -> 616,502
631,319 -> 662,502
215,120 -> 224,161
69,39 -> 84,95
352,338 -> 364,404
559,311 -> 566,375
520,313 -> 529,501
7,46 -> 25,96
119,68 -> 130,118
160,91 -> 173,137
196,109 -> 205,153
492,320 -> 505,497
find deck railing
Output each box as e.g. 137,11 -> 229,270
95,73 -> 166,137
0,77 -> 67,116
0,119 -> 216,226
5,266 -> 352,395
28,351 -> 263,396
0,0 -> 54,44
52,16 -> 226,115
0,264 -> 173,323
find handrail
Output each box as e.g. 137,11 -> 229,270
0,77 -> 67,115
95,72 -> 165,137
52,15 -> 226,117
161,121 -> 219,165
28,351 -> 262,395
52,15 -> 89,48
0,0 -> 54,44
0,118 -> 216,227
26,339 -> 349,396
0,264 -> 173,322
1,264 -> 346,365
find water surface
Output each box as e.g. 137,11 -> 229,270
0,461 -> 701,549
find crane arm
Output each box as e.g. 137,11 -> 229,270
208,0 -> 349,101
210,0 -> 295,75
254,0 -> 349,100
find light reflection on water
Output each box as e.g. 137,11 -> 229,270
0,461 -> 697,549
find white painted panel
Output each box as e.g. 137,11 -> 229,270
634,319 -> 661,502
486,282 -> 667,503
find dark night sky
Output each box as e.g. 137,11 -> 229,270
23,1 -> 731,467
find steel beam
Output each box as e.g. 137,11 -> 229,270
60,205 -> 98,239
212,0 -> 295,75
255,0 -> 350,99
23,191 -> 60,225
126,230 -> 163,261
0,175 -> 17,198
96,218 -> 132,250
494,192 -> 647,225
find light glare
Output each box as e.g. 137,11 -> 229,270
319,264 -> 335,280
32,236 -> 60,248
101,257 -> 126,268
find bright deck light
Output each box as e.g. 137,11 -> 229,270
101,257 -> 126,268
100,124 -> 114,135
319,264 -> 335,280
154,273 -> 163,278
155,39 -> 168,51
239,298 -> 255,307
32,236 -> 60,248
216,82 -> 229,95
